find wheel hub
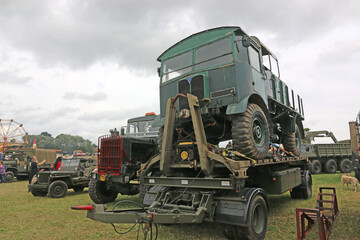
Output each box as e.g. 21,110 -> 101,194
252,117 -> 264,146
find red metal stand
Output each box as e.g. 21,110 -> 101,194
296,187 -> 339,240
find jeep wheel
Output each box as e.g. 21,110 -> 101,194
282,123 -> 301,156
31,189 -> 48,197
49,180 -> 68,198
89,178 -> 118,204
5,171 -> 14,183
73,186 -> 85,192
232,103 -> 270,159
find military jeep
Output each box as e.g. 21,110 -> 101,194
28,157 -> 97,198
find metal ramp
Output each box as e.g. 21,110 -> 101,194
296,187 -> 339,240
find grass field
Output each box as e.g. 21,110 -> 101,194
0,173 -> 359,240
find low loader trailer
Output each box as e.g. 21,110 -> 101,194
73,94 -> 311,240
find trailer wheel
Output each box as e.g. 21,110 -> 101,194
73,186 -> 85,192
282,124 -> 301,156
232,104 -> 270,159
4,171 -> 14,183
30,189 -> 48,197
310,160 -> 322,174
325,159 -> 337,173
89,178 -> 118,204
49,180 -> 68,198
339,159 -> 352,173
233,195 -> 268,240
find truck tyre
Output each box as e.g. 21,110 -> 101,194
5,171 -> 14,183
310,160 -> 322,174
290,171 -> 312,199
282,124 -> 301,156
31,189 -> 48,197
233,195 -> 268,240
49,180 -> 68,198
325,159 -> 337,173
73,186 -> 85,192
89,178 -> 118,204
339,159 -> 352,173
232,104 -> 270,159
157,126 -> 163,151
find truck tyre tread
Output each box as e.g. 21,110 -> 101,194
232,104 -> 270,160
325,159 -> 337,173
4,171 -> 14,183
282,124 -> 301,156
310,159 -> 322,174
89,178 -> 118,204
339,159 -> 352,173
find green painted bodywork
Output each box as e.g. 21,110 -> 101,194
156,26 -> 304,135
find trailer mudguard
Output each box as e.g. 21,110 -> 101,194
215,187 -> 269,226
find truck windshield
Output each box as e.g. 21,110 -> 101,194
162,51 -> 192,83
195,38 -> 232,70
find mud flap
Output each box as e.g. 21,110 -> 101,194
215,188 -> 269,226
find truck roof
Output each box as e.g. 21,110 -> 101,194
127,114 -> 157,123
157,26 -> 277,61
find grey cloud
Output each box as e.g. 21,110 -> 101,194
3,1 -> 359,71
63,91 -> 107,102
0,71 -> 31,84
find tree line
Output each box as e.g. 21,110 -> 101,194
24,132 -> 97,154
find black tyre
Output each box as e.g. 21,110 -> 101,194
31,189 -> 48,197
339,159 -> 352,173
282,124 -> 302,156
325,159 -> 337,173
89,178 -> 118,204
310,159 -> 322,174
5,172 -> 14,183
232,104 -> 270,159
233,195 -> 268,240
73,186 -> 85,192
49,180 -> 68,198
157,126 -> 164,151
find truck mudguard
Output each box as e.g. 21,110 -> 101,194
215,187 -> 269,226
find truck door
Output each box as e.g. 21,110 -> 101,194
248,45 -> 267,100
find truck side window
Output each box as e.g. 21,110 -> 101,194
248,46 -> 261,72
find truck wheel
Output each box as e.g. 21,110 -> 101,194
31,189 -> 48,197
233,195 -> 268,240
310,160 -> 322,174
5,172 -> 14,183
89,178 -> 118,204
157,126 -> 163,151
232,104 -> 270,159
49,180 -> 68,198
301,172 -> 312,199
325,159 -> 337,173
73,186 -> 85,192
282,124 -> 301,156
339,159 -> 352,173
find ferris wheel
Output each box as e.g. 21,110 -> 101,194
0,119 -> 28,153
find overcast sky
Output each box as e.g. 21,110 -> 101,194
1,0 -> 359,144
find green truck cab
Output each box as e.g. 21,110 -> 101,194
155,26 -> 304,159
28,157 -> 97,198
88,114 -> 159,204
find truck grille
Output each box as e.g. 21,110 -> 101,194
98,135 -> 129,175
178,75 -> 204,109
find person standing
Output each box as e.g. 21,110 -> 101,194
28,156 -> 46,184
0,161 -> 6,183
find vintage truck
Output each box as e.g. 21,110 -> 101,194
73,26 -> 310,240
302,130 -> 352,174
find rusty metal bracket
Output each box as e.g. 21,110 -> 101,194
296,187 -> 339,240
